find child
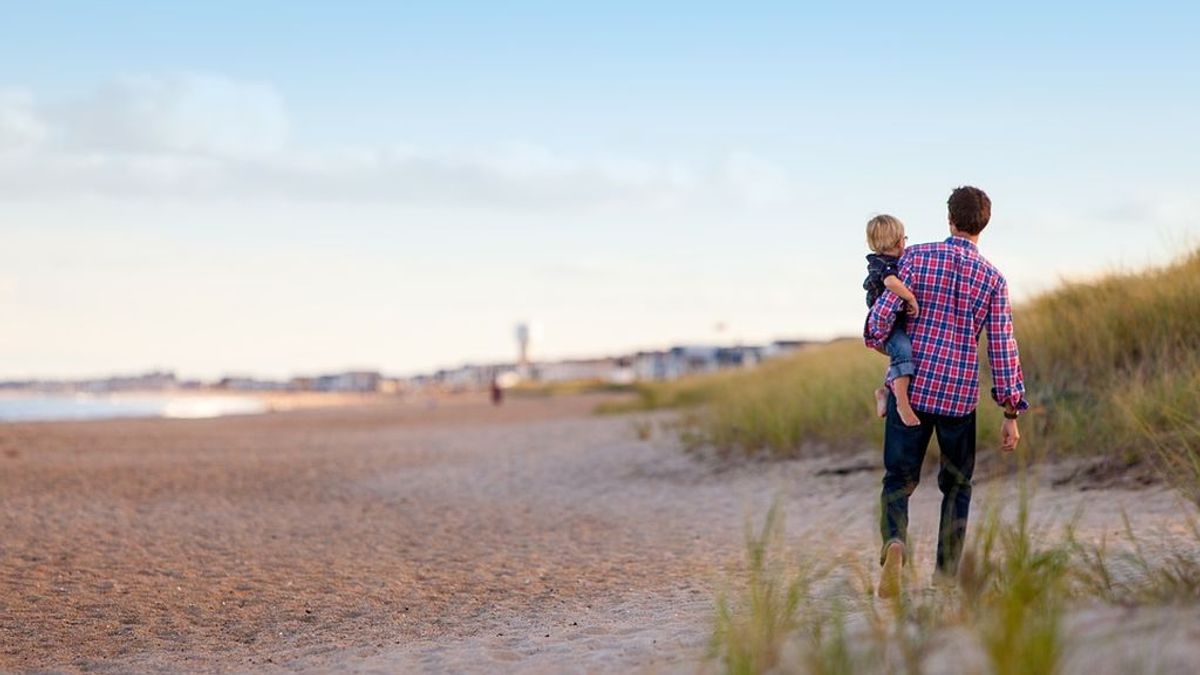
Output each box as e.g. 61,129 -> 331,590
863,215 -> 921,427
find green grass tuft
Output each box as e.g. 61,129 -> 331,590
710,503 -> 819,674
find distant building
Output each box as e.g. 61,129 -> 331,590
440,364 -> 520,390
763,339 -> 810,359
77,370 -> 179,392
216,376 -> 287,392
632,351 -> 669,381
312,371 -> 383,393
668,346 -> 721,378
289,377 -> 316,392
716,345 -> 764,369
534,357 -> 628,383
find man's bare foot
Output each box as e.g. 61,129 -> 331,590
874,387 -> 888,418
897,402 -> 921,427
877,540 -> 904,598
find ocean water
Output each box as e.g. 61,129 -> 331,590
0,394 -> 267,422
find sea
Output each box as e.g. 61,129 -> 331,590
0,394 -> 268,422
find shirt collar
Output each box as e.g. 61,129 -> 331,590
946,235 -> 978,250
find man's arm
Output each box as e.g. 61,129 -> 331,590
985,276 -> 1029,450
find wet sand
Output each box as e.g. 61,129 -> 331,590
2,394 -> 1197,673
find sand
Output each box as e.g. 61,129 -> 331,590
2,394 -> 1197,673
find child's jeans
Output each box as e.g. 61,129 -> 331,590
885,326 -> 915,382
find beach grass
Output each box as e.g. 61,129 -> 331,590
708,496 -> 1062,674
615,248 -> 1200,489
963,495 -> 1069,675
709,487 -> 1200,675
710,504 -> 817,674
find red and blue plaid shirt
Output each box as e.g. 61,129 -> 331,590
864,236 -> 1028,417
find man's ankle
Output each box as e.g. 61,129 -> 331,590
880,538 -> 905,566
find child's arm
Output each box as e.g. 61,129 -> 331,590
883,276 -> 920,317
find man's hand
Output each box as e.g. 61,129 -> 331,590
1000,418 -> 1020,452
906,299 -> 920,319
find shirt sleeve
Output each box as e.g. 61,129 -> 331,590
864,255 -> 912,349
985,277 -> 1030,411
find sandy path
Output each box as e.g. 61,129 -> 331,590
2,394 -> 1196,673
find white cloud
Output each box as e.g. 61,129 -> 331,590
50,73 -> 290,158
1026,194 -> 1200,245
0,73 -> 799,213
0,88 -> 48,151
721,151 -> 793,207
1098,194 -> 1200,232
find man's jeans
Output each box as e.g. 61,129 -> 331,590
880,393 -> 976,574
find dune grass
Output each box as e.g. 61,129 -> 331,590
709,490 -> 1200,675
709,495 -> 1070,674
962,495 -> 1069,675
710,504 -> 816,675
615,248 -> 1200,488
1018,248 -> 1200,466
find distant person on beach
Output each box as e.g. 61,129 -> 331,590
864,186 -> 1028,598
490,377 -> 504,406
863,215 -> 922,427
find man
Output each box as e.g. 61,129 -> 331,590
864,185 -> 1028,598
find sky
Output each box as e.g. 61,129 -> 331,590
1,2 -> 1197,380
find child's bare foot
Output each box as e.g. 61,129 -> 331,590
874,387 -> 888,418
897,401 -> 921,427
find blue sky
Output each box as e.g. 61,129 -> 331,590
1,2 -> 1197,379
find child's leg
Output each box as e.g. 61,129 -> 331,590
885,327 -> 920,427
893,376 -> 920,427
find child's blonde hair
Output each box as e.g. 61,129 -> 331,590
866,214 -> 906,254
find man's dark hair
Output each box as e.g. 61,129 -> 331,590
947,186 -> 991,235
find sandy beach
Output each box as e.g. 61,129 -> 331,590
2,394 -> 1197,673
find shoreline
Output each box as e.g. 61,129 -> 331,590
0,390 -> 398,424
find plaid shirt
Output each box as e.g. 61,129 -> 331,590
864,236 -> 1029,417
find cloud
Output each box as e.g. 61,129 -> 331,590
0,73 -> 798,212
0,88 -> 48,151
721,151 -> 792,207
50,73 -> 289,158
1098,195 -> 1200,231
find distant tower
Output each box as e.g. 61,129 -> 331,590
515,322 -> 531,369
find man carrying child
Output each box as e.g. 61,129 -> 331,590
864,185 -> 1029,598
